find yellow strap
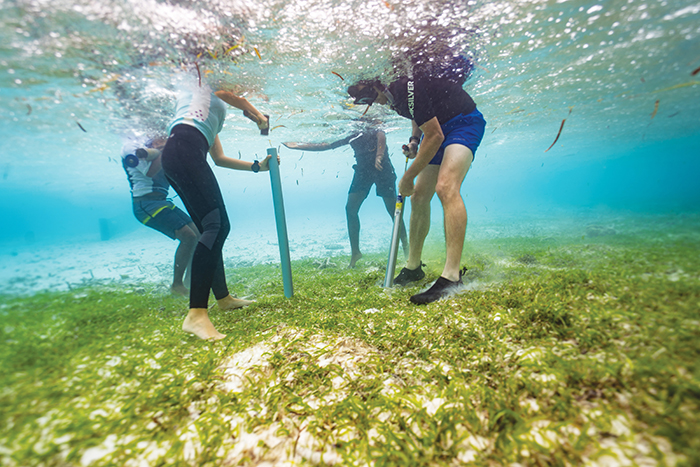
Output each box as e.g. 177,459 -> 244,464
142,204 -> 176,224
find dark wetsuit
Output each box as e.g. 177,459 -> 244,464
161,84 -> 231,309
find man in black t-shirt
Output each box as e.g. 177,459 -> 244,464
283,124 -> 408,268
348,73 -> 486,304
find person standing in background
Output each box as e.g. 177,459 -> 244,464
283,121 -> 408,268
121,136 -> 200,296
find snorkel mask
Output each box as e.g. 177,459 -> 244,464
348,84 -> 379,105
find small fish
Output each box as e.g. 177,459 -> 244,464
76,121 -> 87,133
26,104 -> 32,116
270,125 -> 286,132
238,151 -> 242,159
243,187 -> 247,193
640,77 -> 646,82
301,168 -> 303,176
491,126 -> 497,134
650,99 -> 659,120
298,152 -> 304,162
692,66 -> 700,76
544,108 -> 572,153
668,111 -> 680,118
331,71 -> 344,80
254,47 -> 261,59
296,180 -> 299,185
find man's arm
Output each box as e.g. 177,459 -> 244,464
283,134 -> 354,152
145,154 -> 162,177
399,117 -> 444,196
374,130 -> 386,171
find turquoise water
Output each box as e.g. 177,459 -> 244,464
1,0 -> 699,282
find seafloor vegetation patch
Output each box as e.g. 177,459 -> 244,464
1,220 -> 699,466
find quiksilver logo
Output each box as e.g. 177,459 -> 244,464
407,80 -> 415,119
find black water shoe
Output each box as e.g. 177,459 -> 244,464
393,264 -> 425,286
410,275 -> 463,305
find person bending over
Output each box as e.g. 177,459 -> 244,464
347,71 -> 486,304
121,136 -> 200,296
161,74 -> 272,340
283,122 -> 407,268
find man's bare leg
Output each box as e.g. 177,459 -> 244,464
182,308 -> 226,340
405,165 -> 440,270
172,223 -> 199,296
435,145 -> 473,282
346,192 -> 367,268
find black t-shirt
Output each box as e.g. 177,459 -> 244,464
348,129 -> 389,172
387,74 -> 476,127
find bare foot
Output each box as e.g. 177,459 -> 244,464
182,308 -> 226,340
217,295 -> 254,310
170,284 -> 189,296
349,251 -> 363,268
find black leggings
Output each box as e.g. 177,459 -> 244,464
161,124 -> 230,309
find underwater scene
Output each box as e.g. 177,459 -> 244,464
1,0 -> 699,465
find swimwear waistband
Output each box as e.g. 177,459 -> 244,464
169,123 -> 209,149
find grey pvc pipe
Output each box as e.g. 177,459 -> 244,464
267,147 -> 294,297
383,194 -> 405,288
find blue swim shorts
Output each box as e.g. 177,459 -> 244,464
132,196 -> 192,239
429,108 -> 487,165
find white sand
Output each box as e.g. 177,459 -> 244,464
0,222 -> 391,296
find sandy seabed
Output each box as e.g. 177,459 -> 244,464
0,223 -> 382,296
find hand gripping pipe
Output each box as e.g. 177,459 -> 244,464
267,147 -> 294,297
383,193 -> 405,288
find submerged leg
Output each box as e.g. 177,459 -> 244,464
172,222 -> 199,296
346,191 -> 368,268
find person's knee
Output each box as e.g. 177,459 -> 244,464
411,188 -> 433,208
176,225 -> 198,244
199,209 -> 229,250
436,182 -> 462,205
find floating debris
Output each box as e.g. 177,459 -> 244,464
194,62 -> 202,87
544,108 -> 572,153
668,111 -> 680,118
692,66 -> 700,76
26,104 -> 32,115
650,99 -> 659,120
653,81 -> 699,93
254,47 -> 261,59
331,71 -> 344,80
76,121 -> 87,133
270,125 -> 286,132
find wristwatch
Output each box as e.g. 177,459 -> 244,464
251,160 -> 260,173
